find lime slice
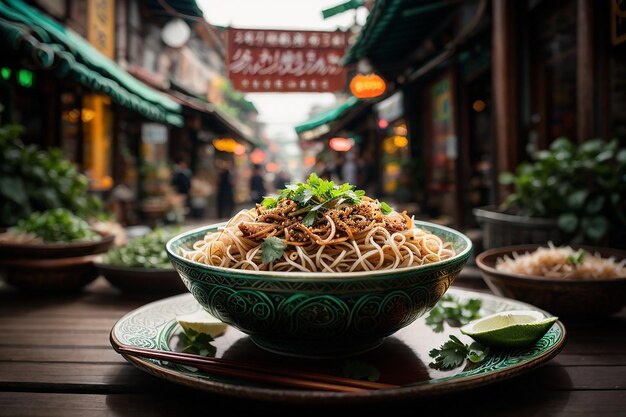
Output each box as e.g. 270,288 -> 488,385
176,309 -> 228,338
460,310 -> 558,348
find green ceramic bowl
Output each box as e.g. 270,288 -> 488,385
166,220 -> 472,358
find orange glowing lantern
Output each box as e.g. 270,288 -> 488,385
329,137 -> 353,152
350,73 -> 386,99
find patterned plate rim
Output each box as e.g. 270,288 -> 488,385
110,288 -> 567,405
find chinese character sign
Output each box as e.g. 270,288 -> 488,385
226,28 -> 348,92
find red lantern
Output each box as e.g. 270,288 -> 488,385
350,73 -> 386,99
250,148 -> 266,164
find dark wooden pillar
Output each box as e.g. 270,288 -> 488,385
577,0 -> 595,143
492,0 -> 519,203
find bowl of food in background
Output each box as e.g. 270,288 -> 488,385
166,175 -> 473,358
0,208 -> 114,291
96,227 -> 186,294
475,243 -> 626,316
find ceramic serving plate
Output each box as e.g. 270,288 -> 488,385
110,287 -> 566,404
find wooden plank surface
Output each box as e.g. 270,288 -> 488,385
0,273 -> 625,417
1,390 -> 625,417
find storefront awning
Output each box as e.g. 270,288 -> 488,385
0,0 -> 183,127
168,91 -> 261,148
294,96 -> 360,140
343,0 -> 457,68
143,0 -> 204,24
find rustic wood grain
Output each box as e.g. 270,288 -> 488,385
0,272 -> 624,416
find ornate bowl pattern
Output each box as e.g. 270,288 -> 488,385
167,220 -> 472,357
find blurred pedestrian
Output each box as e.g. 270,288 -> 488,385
217,161 -> 235,219
250,164 -> 267,204
273,170 -> 290,191
171,157 -> 191,209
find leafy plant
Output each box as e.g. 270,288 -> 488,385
499,138 -> 626,246
0,123 -> 104,228
14,208 -> 98,243
103,227 -> 180,268
429,335 -> 489,371
425,295 -> 482,333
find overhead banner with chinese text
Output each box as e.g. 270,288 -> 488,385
226,28 -> 348,93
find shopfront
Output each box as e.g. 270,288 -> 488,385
0,0 -> 183,207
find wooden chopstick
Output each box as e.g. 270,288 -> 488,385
113,344 -> 399,392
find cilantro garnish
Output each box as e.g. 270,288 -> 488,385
380,201 -> 393,215
425,295 -> 482,333
261,173 -> 367,226
428,335 -> 489,370
261,236 -> 287,263
261,196 -> 278,209
566,249 -> 586,267
179,328 -> 217,357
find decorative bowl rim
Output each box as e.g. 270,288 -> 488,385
166,219 -> 472,280
476,244 -> 626,284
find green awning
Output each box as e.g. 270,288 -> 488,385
143,0 -> 204,24
0,0 -> 183,126
343,0 -> 455,67
294,96 -> 360,137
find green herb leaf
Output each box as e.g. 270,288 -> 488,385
428,335 -> 468,370
179,328 -> 217,357
274,173 -> 366,227
429,335 -> 489,370
261,236 -> 287,263
261,196 -> 278,209
302,211 -> 317,227
380,201 -> 393,215
566,249 -> 586,267
425,295 -> 482,333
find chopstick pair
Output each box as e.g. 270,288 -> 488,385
112,344 -> 398,392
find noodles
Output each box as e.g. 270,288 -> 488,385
495,243 -> 626,280
181,193 -> 456,273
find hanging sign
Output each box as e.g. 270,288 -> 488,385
350,73 -> 386,98
226,28 -> 348,92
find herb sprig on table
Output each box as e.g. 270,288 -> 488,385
425,295 -> 482,333
179,328 -> 217,357
429,335 -> 490,371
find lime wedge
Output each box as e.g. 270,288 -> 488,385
460,310 -> 558,348
176,309 -> 227,338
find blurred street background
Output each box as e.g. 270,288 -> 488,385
1,0 -> 625,252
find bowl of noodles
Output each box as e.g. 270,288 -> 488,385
476,243 -> 626,317
166,175 -> 472,358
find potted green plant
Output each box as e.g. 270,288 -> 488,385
474,137 -> 626,250
0,123 -> 104,228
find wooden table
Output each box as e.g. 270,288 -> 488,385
0,270 -> 624,417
